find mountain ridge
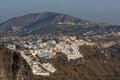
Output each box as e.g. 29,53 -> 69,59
0,12 -> 110,31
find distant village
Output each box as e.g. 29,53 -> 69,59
3,35 -> 97,76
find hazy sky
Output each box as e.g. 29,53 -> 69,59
0,0 -> 120,24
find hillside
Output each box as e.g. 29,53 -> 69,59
0,36 -> 120,80
33,45 -> 120,80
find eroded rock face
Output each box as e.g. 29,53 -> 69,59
0,47 -> 33,80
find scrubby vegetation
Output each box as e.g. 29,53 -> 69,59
33,45 -> 120,80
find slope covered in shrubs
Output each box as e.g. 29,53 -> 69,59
33,45 -> 120,80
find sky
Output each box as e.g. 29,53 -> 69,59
0,0 -> 120,24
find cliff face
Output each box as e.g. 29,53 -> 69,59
0,47 -> 33,80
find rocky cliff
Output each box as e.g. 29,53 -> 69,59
0,46 -> 33,80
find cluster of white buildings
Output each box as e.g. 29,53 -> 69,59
20,51 -> 56,76
5,36 -> 96,76
21,36 -> 87,60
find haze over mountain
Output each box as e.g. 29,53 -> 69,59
1,0 -> 120,24
0,12 -> 92,31
0,12 -> 111,32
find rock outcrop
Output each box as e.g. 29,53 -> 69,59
0,47 -> 33,80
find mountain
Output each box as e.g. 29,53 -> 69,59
0,12 -> 96,31
0,12 -> 119,42
0,46 -> 33,80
